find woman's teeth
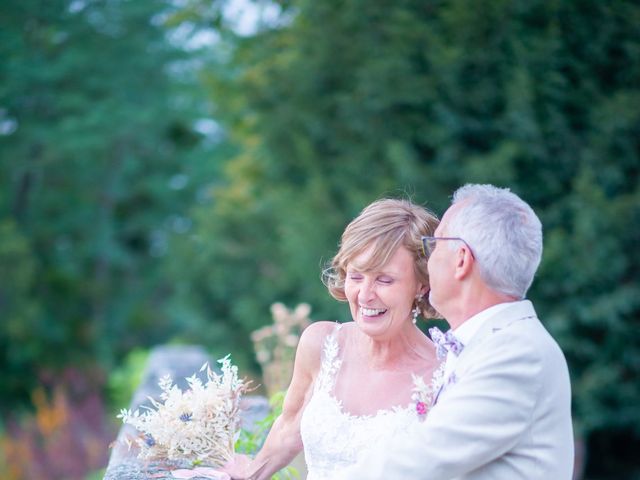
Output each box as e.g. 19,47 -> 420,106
360,307 -> 387,316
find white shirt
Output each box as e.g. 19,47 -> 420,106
442,302 -> 515,380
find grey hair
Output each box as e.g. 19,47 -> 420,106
447,184 -> 543,299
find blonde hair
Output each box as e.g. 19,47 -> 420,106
323,198 -> 440,319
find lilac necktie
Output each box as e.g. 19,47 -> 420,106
429,327 -> 464,361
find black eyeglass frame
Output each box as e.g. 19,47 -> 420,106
421,236 -> 475,258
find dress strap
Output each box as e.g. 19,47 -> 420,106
315,323 -> 343,394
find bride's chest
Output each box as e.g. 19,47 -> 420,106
302,387 -> 414,437
331,360 -> 417,416
300,388 -> 416,473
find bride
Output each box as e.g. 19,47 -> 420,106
225,198 -> 441,480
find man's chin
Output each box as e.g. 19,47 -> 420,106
428,290 -> 436,308
428,292 -> 445,318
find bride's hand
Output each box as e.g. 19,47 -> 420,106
221,454 -> 254,480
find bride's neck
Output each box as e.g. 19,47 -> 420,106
352,326 -> 423,370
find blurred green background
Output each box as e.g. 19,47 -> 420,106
1,0 -> 639,478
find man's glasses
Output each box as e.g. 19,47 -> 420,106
421,236 -> 475,258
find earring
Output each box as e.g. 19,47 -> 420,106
412,295 -> 422,325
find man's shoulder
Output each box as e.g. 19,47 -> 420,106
453,315 -> 568,400
475,308 -> 568,369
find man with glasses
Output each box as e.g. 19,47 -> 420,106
335,184 -> 574,480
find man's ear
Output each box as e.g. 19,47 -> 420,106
453,247 -> 473,280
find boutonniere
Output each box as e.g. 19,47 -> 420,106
411,361 -> 446,418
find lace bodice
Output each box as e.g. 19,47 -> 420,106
299,324 -> 419,480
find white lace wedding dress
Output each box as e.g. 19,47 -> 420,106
300,324 -> 420,480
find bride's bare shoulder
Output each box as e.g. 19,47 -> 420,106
300,321 -> 338,344
296,321 -> 340,367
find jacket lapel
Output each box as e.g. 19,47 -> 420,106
432,301 -> 538,405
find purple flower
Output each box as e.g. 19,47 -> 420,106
180,412 -> 193,423
144,434 -> 156,447
416,401 -> 428,416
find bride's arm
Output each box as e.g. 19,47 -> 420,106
228,321 -> 332,480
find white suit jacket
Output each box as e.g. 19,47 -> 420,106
333,300 -> 574,480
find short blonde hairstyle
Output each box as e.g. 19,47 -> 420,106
323,198 -> 439,319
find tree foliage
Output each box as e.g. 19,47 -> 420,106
0,0 -> 214,407
168,0 -> 639,476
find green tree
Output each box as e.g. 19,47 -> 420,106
0,0 -> 215,407
172,0 -> 639,477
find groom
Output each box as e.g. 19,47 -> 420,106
335,184 -> 574,479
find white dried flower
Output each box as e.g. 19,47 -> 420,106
256,349 -> 271,364
250,326 -> 272,343
270,302 -> 287,323
274,322 -> 288,337
293,303 -> 311,319
117,355 -> 247,466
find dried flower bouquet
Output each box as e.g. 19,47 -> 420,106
118,355 -> 248,466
